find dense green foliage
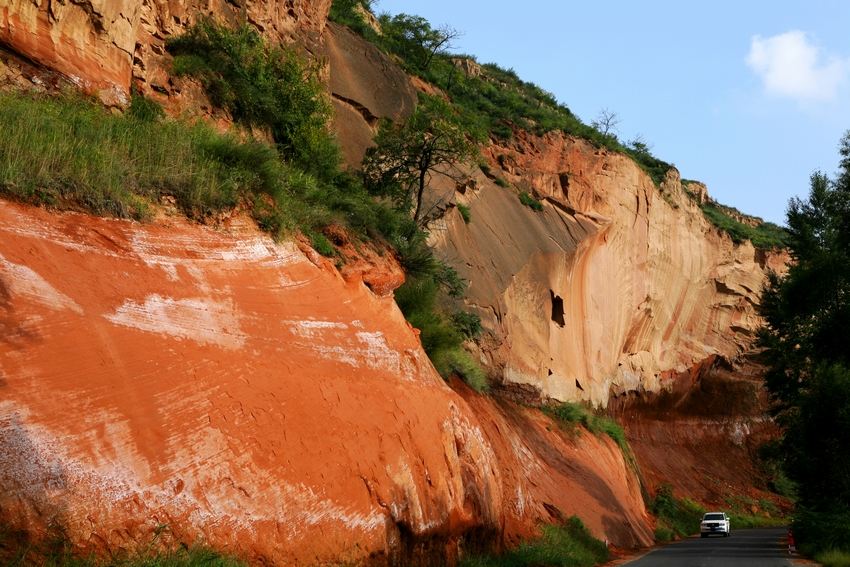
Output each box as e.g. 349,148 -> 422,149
328,0 -> 377,37
816,549 -> 850,567
457,203 -> 471,223
461,517 -> 609,567
166,19 -> 339,179
650,484 -> 705,541
759,131 -> 850,556
700,202 -> 789,250
394,275 -> 487,392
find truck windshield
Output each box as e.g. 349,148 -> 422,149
704,513 -> 725,520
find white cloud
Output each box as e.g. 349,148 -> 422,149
746,30 -> 849,102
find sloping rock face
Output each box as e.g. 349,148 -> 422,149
430,130 -> 787,407
0,0 -> 331,105
322,22 -> 417,167
0,199 -> 652,564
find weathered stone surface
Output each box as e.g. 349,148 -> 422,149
430,130 -> 788,407
0,199 -> 651,564
0,0 -> 331,105
322,22 -> 417,167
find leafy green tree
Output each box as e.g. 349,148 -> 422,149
759,131 -> 850,552
377,13 -> 460,72
362,95 -> 476,225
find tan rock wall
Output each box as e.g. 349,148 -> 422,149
431,130 -> 787,406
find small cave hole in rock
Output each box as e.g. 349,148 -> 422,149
550,291 -> 565,328
548,369 -> 553,376
575,379 -> 584,392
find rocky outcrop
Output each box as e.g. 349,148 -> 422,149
429,130 -> 787,407
0,199 -> 651,564
0,0 -> 331,105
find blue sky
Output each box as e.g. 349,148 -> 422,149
374,1 -> 850,224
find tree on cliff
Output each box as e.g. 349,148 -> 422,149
362,95 -> 476,225
378,13 -> 461,72
759,131 -> 850,554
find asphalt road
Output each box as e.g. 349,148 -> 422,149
622,528 -> 793,566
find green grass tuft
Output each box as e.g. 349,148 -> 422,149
457,203 -> 472,223
461,517 -> 609,567
518,191 -> 543,211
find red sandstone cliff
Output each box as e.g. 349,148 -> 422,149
0,200 -> 651,564
0,1 -> 788,563
0,0 -> 330,105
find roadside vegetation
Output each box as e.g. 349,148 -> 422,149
759,132 -> 850,559
461,517 -> 609,567
0,527 -> 245,567
328,0 -> 674,186
649,484 -> 705,542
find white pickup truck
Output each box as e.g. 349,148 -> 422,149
700,512 -> 731,537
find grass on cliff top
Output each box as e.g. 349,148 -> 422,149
0,90 -> 392,240
700,201 -> 789,250
461,516 -> 609,567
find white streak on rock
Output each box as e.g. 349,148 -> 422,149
0,254 -> 83,314
104,294 -> 245,349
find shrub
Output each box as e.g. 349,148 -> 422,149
543,402 -> 636,472
457,203 -> 471,223
461,517 -> 609,567
816,549 -> 850,567
328,0 -> 378,39
494,176 -> 510,188
0,92 -> 281,221
452,311 -> 482,339
308,231 -> 336,257
167,18 -> 339,179
437,348 -> 488,392
128,89 -> 164,122
0,527 -> 245,567
519,191 -> 543,211
650,484 -> 705,539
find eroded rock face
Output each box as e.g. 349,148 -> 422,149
430,130 -> 788,407
322,22 -> 417,167
0,199 -> 651,564
0,0 -> 331,105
